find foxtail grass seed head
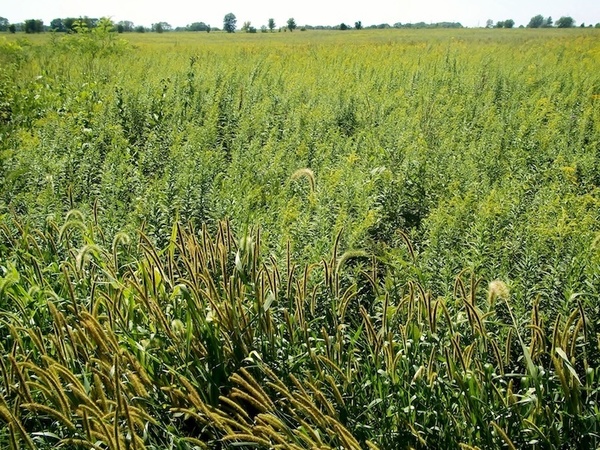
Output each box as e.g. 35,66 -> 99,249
488,280 -> 509,307
291,168 -> 316,192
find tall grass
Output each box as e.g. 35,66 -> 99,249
1,30 -> 598,301
0,212 -> 598,448
1,28 -> 599,448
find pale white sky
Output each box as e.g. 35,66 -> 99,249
2,0 -> 599,29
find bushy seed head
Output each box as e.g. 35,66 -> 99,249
488,280 -> 509,306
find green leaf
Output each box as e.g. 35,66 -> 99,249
555,347 -> 581,385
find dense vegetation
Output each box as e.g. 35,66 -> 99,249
0,28 -> 599,449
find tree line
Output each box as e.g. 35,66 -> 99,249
487,15 -> 596,29
1,14 -> 599,34
223,14 -> 465,33
527,15 -> 575,28
0,16 -> 209,33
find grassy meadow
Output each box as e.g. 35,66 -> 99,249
0,27 -> 599,448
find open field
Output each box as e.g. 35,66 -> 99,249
1,28 -> 599,448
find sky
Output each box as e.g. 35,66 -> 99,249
2,0 -> 599,29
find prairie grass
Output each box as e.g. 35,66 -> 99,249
0,213 -> 598,448
1,28 -> 599,448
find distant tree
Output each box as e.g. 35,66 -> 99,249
268,18 -> 275,32
527,14 -> 545,28
287,18 -> 297,32
0,17 -> 9,31
24,19 -> 44,33
241,21 -> 251,32
118,20 -> 134,32
355,21 -> 362,30
543,16 -> 553,27
188,22 -> 209,32
596,23 -> 600,28
63,18 -> 77,31
261,25 -> 267,33
135,25 -> 145,33
495,21 -> 504,28
223,13 -> 236,33
556,16 -> 575,28
49,18 -> 64,31
152,22 -> 171,33
485,19 -> 494,28
9,23 -> 16,33
504,19 -> 515,28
